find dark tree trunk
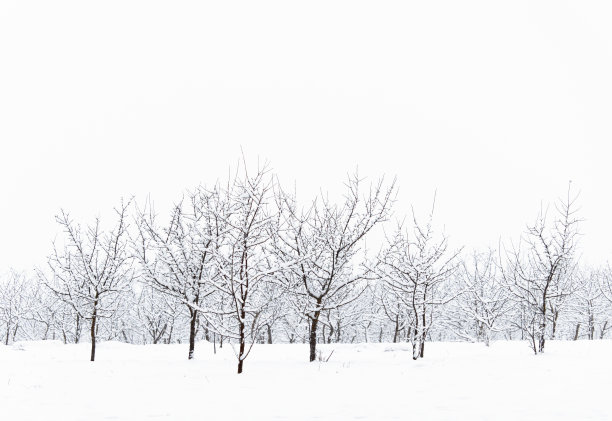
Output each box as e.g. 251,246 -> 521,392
393,315 -> 399,343
237,309 -> 246,374
90,302 -> 98,362
551,310 -> 559,339
419,307 -> 426,358
600,321 -> 609,339
266,324 -> 273,344
152,323 -> 167,344
188,309 -> 198,360
309,309 -> 321,362
538,335 -> 545,353
12,324 -> 19,342
573,323 -> 581,341
75,314 -> 81,344
538,288 -> 549,353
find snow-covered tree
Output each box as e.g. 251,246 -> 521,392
445,250 -> 512,346
376,205 -> 460,360
40,200 -> 135,361
210,164 -> 288,373
501,187 -> 580,354
135,186 -> 224,359
565,268 -> 608,340
274,173 -> 395,361
0,271 -> 31,345
134,285 -> 183,344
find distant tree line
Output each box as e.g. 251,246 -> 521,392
1,162 -> 611,373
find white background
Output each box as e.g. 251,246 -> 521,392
1,0 -> 611,273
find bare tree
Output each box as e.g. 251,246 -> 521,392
445,250 -> 512,346
135,285 -> 183,344
566,267 -> 608,340
40,200 -> 134,361
376,204 -> 460,360
502,186 -> 580,354
135,186 -> 224,359
0,271 -> 31,345
209,164 -> 288,373
26,289 -> 84,344
592,265 -> 612,339
274,172 -> 395,361
376,285 -> 408,343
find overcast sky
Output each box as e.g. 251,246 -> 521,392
1,0 -> 611,274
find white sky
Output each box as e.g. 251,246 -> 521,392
1,0 -> 611,274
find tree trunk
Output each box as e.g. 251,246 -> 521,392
167,323 -> 174,344
538,292 -> 548,353
393,315 -> 399,343
90,304 -> 98,362
419,308 -> 426,358
237,309 -> 246,374
600,321 -> 609,339
12,323 -> 19,343
309,310 -> 321,362
75,314 -> 81,344
538,310 -> 546,353
364,321 -> 370,343
551,310 -> 558,340
188,309 -> 198,360
327,323 -> 334,344
266,324 -> 273,345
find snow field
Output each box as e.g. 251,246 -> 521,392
1,340 -> 610,421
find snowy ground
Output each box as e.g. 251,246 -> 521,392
1,340 -> 610,421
